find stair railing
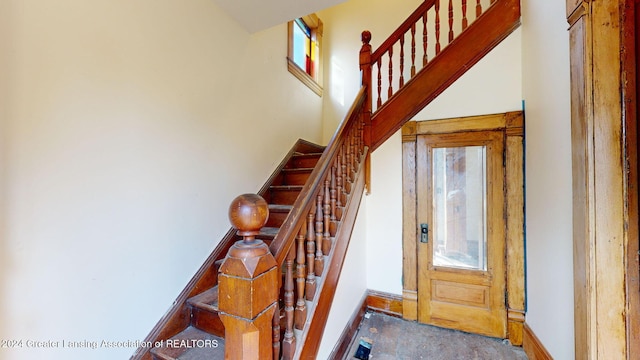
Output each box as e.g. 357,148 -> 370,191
360,0 -> 497,114
219,87 -> 369,359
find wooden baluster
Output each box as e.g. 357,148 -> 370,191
219,194 -> 277,360
462,0 -> 468,30
476,0 -> 482,18
387,47 -> 393,98
448,0 -> 454,43
376,61 -> 382,108
342,143 -> 351,194
305,211 -> 316,301
323,178 -> 332,255
423,11 -> 428,66
336,151 -> 343,208
314,194 -> 324,276
345,142 -> 352,186
273,302 -> 280,360
295,222 -> 307,330
435,0 -> 441,54
410,24 -> 416,77
330,165 -> 337,220
281,246 -> 296,360
399,34 -> 405,88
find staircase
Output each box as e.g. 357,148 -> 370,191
131,140 -> 325,360
132,0 -> 521,358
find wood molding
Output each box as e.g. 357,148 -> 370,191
370,0 -> 521,150
366,290 -> 403,318
523,324 -> 553,360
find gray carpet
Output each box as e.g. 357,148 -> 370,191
344,312 -> 528,360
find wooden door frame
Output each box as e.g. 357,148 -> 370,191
568,0 -> 639,358
401,111 -> 525,345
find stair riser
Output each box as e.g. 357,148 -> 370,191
266,211 -> 290,228
191,308 -> 225,338
283,172 -> 312,186
269,189 -> 301,205
289,156 -> 321,169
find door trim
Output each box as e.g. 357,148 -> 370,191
401,111 -> 525,345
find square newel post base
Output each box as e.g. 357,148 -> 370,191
219,303 -> 277,360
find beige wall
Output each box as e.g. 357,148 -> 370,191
521,0 -> 574,359
0,1 -> 323,359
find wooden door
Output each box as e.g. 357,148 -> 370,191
416,130 -> 506,338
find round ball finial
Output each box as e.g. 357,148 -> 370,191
361,30 -> 371,45
228,194 -> 269,237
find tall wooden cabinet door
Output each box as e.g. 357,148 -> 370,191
416,130 -> 507,338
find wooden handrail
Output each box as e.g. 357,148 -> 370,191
268,87 -> 367,264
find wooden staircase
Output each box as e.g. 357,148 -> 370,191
132,141 -> 325,360
133,0 -> 521,358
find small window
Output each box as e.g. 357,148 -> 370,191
288,15 -> 323,96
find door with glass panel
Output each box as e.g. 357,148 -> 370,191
416,130 -> 506,338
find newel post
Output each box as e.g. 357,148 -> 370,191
218,194 -> 278,360
359,30 -> 373,194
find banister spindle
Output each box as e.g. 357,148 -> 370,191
462,0 -> 468,30
281,246 -> 296,360
387,47 -> 394,98
448,0 -> 454,43
476,0 -> 482,17
330,165 -> 337,221
219,194 -> 277,360
435,0 -> 441,54
336,151 -> 343,209
399,34 -> 405,88
422,11 -> 428,66
345,142 -> 352,186
295,222 -> 307,330
314,194 -> 324,276
272,302 -> 280,360
305,210 -> 316,301
323,178 -> 332,255
410,23 -> 416,77
376,61 -> 382,108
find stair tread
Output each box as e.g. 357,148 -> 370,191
260,227 -> 280,236
268,204 -> 293,212
281,167 -> 314,173
270,185 -> 303,190
150,326 -> 224,360
187,287 -> 219,312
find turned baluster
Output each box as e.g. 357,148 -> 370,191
376,61 -> 382,108
387,47 -> 394,98
336,152 -> 343,207
345,142 -> 352,186
422,11 -> 428,66
273,302 -> 280,360
330,165 -> 337,221
448,0 -> 454,43
295,222 -> 307,330
462,0 -> 468,30
342,143 -> 350,194
219,194 -> 277,360
281,246 -> 296,360
314,194 -> 324,276
323,178 -> 332,255
435,0 -> 441,54
399,34 -> 405,88
305,211 -> 316,301
476,0 -> 482,17
409,24 -> 416,77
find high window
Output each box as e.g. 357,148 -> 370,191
287,15 -> 323,96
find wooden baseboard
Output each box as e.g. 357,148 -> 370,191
366,289 -> 403,318
523,323 -> 553,360
329,290 -> 403,359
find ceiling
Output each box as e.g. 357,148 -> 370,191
212,0 -> 348,33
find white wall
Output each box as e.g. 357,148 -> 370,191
521,0 -> 574,358
317,198 -> 368,359
0,1 -> 323,359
